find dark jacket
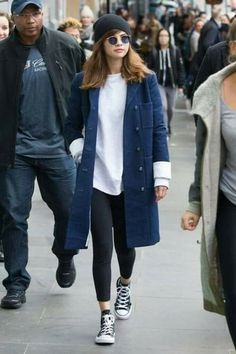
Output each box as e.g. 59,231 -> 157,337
197,18 -> 223,66
0,26 -> 85,169
146,46 -> 185,88
193,41 -> 228,93
65,72 -> 170,249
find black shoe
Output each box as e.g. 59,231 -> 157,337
56,258 -> 76,288
114,277 -> 132,320
95,312 -> 115,344
1,289 -> 26,309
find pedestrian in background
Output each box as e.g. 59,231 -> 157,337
147,28 -> 185,135
181,61 -> 236,349
197,4 -> 223,67
184,17 -> 204,101
57,17 -> 82,42
65,14 -> 171,345
57,17 -> 86,57
80,4 -> 94,55
194,19 -> 236,93
0,0 -> 85,310
0,11 -> 14,40
80,5 -> 94,41
0,11 -> 14,263
190,18 -> 204,60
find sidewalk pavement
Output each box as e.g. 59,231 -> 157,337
0,97 -> 234,354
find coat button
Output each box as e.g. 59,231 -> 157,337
134,105 -> 138,110
138,166 -> 143,172
140,187 -> 145,191
136,147 -> 141,152
135,126 -> 139,131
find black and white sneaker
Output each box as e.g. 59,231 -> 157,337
114,277 -> 132,320
95,312 -> 115,344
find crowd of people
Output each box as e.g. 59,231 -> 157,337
53,3 -> 236,136
1,0 -> 236,350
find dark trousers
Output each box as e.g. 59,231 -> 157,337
0,216 -> 3,254
216,192 -> 236,348
0,155 -> 77,291
159,85 -> 176,131
91,189 -> 136,302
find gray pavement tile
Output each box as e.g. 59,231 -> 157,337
0,343 -> 27,354
111,326 -> 232,352
134,267 -> 201,300
21,318 -> 95,346
38,294 -> 97,320
24,343 -> 117,354
132,296 -> 227,331
27,271 -> 55,294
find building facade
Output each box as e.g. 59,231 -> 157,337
0,0 -> 152,27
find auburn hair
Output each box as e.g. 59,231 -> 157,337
81,30 -> 150,89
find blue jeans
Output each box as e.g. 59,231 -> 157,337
0,155 -> 77,291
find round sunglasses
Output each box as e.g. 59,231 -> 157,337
106,35 -> 130,46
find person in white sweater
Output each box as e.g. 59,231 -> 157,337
65,14 -> 171,345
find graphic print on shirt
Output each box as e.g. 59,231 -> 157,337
24,57 -> 47,73
16,46 -> 66,158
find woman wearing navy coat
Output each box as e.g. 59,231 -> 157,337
65,14 -> 171,345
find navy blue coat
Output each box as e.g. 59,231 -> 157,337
65,72 -> 169,249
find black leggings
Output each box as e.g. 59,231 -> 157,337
216,192 -> 236,348
91,189 -> 136,302
0,212 -> 3,253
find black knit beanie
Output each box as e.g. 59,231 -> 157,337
93,14 -> 131,43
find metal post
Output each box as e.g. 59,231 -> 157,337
106,0 -> 110,13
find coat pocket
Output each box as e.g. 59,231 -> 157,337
138,103 -> 153,157
139,103 -> 153,128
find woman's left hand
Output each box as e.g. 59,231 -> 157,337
154,186 -> 168,202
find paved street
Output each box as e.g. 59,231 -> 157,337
0,97 -> 234,354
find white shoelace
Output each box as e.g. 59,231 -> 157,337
116,283 -> 131,310
99,314 -> 114,336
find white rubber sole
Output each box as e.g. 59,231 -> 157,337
95,334 -> 115,344
114,304 -> 132,320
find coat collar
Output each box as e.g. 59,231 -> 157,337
125,81 -> 140,108
9,26 -> 46,57
88,87 -> 99,109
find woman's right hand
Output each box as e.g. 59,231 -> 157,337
181,211 -> 200,231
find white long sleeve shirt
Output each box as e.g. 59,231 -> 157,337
93,73 -> 127,195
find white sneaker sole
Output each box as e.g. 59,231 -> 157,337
115,304 -> 132,320
95,335 -> 115,344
